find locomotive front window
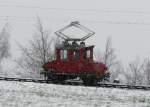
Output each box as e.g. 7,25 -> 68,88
86,50 -> 90,58
73,51 -> 80,60
60,50 -> 68,60
84,50 -> 91,59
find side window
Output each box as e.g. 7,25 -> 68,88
86,50 -> 90,58
83,50 -> 90,59
60,50 -> 68,60
73,51 -> 80,60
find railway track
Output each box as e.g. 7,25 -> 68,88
0,77 -> 150,90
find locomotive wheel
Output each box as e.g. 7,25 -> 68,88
51,75 -> 66,83
82,78 -> 98,85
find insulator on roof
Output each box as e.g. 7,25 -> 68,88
72,41 -> 78,47
63,41 -> 69,46
80,42 -> 85,47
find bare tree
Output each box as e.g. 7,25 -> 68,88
126,57 -> 144,85
95,37 -> 120,82
103,37 -> 120,81
110,61 -> 125,82
0,23 -> 10,76
0,23 -> 10,63
15,17 -> 56,78
142,57 -> 150,85
103,37 -> 118,71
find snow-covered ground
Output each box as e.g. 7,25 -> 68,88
0,81 -> 150,107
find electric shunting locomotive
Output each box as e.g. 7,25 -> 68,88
42,21 -> 109,84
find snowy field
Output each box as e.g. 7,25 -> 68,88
0,81 -> 150,107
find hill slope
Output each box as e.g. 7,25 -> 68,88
0,81 -> 150,107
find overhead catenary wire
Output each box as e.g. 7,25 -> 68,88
0,15 -> 150,26
0,4 -> 150,15
0,4 -> 150,25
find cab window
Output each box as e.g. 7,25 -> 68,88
73,51 -> 80,60
84,50 -> 91,59
86,50 -> 90,58
60,50 -> 68,60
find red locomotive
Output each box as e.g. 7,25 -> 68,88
42,21 -> 109,84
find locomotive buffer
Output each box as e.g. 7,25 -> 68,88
42,21 -> 109,85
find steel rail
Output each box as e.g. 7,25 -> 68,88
0,77 -> 150,90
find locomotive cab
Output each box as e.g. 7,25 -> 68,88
56,42 -> 94,63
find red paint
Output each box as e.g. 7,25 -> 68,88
43,45 -> 107,77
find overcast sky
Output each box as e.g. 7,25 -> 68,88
1,0 -> 150,65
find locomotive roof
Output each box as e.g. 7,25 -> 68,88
56,44 -> 94,50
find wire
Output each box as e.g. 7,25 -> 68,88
82,20 -> 150,25
0,4 -> 150,15
0,15 -> 150,26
